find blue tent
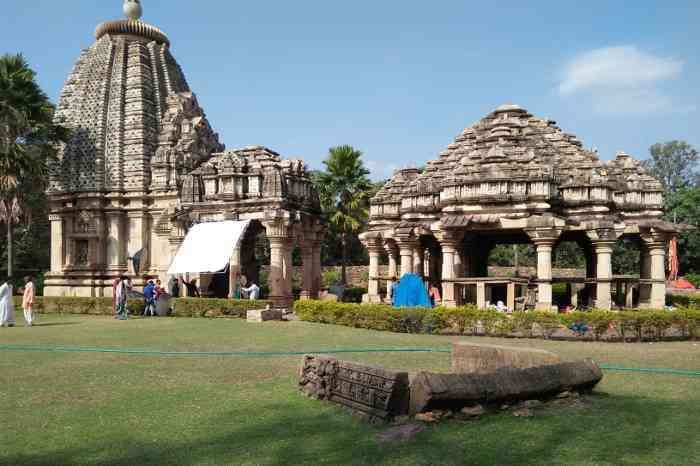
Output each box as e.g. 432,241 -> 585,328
393,273 -> 433,308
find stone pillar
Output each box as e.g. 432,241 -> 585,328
228,246 -> 241,299
592,241 -> 614,310
106,211 -> 127,272
638,245 -> 652,305
385,243 -> 399,304
300,239 -> 315,300
507,282 -> 516,311
49,214 -> 64,273
625,282 -> 635,308
64,213 -> 74,268
364,242 -> 383,303
533,239 -> 555,311
127,211 -> 147,276
398,240 -> 415,278
264,220 -> 294,308
413,247 -> 424,277
440,239 -> 458,307
647,241 -> 667,309
475,282 -> 486,309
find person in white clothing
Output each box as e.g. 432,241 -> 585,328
241,283 -> 260,300
0,276 -> 16,327
22,276 -> 35,326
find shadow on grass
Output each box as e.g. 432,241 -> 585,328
2,393 -> 696,466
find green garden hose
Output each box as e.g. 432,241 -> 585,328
0,344 -> 698,377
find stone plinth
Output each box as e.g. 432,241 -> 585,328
247,308 -> 284,323
451,342 -> 561,374
299,355 -> 410,422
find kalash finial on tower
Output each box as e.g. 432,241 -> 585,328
123,0 -> 143,21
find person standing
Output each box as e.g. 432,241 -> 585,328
22,276 -> 35,326
184,278 -> 200,298
428,282 -> 442,307
0,276 -> 16,327
143,280 -> 156,316
115,276 -> 131,320
241,282 -> 260,300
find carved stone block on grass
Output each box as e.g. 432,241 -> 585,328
299,355 -> 410,421
246,309 -> 284,323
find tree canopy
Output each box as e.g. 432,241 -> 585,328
0,53 -> 64,277
313,145 -> 375,284
643,141 -> 698,192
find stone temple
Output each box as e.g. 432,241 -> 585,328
361,104 -> 680,310
45,2 -> 324,305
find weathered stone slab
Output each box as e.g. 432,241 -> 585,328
246,309 -> 284,323
299,355 -> 410,421
451,342 -> 562,374
411,359 -> 603,414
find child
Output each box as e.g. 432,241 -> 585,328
22,276 -> 35,326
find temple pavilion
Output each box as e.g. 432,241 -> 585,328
44,2 -> 324,305
361,104 -> 681,310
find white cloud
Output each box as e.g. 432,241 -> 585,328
558,46 -> 683,95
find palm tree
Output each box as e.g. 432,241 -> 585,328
0,54 -> 63,277
314,145 -> 372,285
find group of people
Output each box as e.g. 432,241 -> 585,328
0,276 -> 36,327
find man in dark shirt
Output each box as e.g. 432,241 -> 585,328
143,280 -> 156,316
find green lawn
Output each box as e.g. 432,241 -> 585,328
1,315 -> 699,466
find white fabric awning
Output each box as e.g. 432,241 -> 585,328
167,220 -> 250,275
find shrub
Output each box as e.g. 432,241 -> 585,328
294,301 -> 700,342
684,273 -> 700,289
669,293 -> 700,309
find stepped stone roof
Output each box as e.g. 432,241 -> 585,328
371,104 -> 666,225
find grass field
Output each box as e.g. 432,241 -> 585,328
1,315 -> 699,466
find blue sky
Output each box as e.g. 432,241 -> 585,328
2,1 -> 698,180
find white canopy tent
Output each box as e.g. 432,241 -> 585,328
167,220 -> 251,275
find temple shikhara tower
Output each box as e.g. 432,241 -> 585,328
361,104 -> 681,310
45,2 -> 323,304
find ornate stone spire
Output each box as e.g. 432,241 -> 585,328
123,0 -> 143,20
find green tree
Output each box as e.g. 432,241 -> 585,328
643,141 -> 698,192
664,188 -> 700,274
313,145 -> 373,285
0,54 -> 64,277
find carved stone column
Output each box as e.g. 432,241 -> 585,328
397,239 -> 416,278
228,246 -> 241,299
413,247 -> 424,277
127,211 -> 148,276
49,214 -> 64,273
592,241 -> 615,310
264,220 -> 294,308
641,233 -> 667,309
106,211 -> 127,272
384,242 -> 399,304
364,241 -> 383,303
527,228 -> 562,311
440,238 -> 459,308
300,237 -> 315,300
534,240 -> 555,310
